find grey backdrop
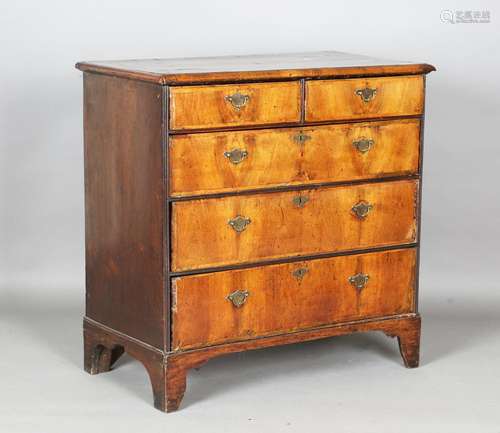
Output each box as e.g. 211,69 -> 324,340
1,1 -> 499,432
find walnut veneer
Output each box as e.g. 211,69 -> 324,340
76,51 -> 435,412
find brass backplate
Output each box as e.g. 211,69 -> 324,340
352,201 -> 373,219
225,92 -> 250,110
348,273 -> 369,290
292,195 -> 309,208
353,138 -> 374,154
228,215 -> 251,233
224,148 -> 248,164
227,289 -> 249,308
355,87 -> 377,102
292,267 -> 309,281
293,131 -> 312,145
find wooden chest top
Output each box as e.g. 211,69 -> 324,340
76,50 -> 434,84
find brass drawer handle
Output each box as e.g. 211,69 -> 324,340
225,92 -> 250,110
293,267 -> 308,281
355,87 -> 377,102
292,195 -> 309,208
353,138 -> 374,154
293,131 -> 311,145
349,273 -> 369,291
228,215 -> 251,233
224,148 -> 248,165
227,289 -> 249,308
352,201 -> 373,219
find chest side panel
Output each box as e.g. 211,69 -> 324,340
84,73 -> 166,349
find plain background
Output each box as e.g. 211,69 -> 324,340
1,1 -> 499,432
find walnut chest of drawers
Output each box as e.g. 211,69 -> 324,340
76,51 -> 435,412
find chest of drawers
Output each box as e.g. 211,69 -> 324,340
77,51 -> 435,412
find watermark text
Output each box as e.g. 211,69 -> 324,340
441,10 -> 490,24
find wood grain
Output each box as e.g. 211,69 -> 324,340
171,179 -> 418,271
76,51 -> 435,84
83,73 -> 166,349
170,81 -> 301,130
169,119 -> 420,196
306,75 -> 424,122
172,248 -> 416,350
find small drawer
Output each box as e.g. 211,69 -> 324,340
169,119 -> 420,197
172,248 -> 416,350
171,179 -> 418,271
169,81 -> 301,131
305,75 -> 424,122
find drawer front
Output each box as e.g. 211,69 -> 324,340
172,248 -> 416,350
305,75 -> 424,122
171,179 -> 417,271
169,119 -> 420,197
169,81 -> 301,130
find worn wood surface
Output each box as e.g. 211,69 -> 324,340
83,73 -> 166,349
169,119 -> 420,196
169,81 -> 301,130
76,51 -> 435,84
306,75 -> 424,122
172,248 -> 416,350
171,179 -> 418,271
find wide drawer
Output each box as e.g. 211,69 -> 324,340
171,179 -> 418,272
169,119 -> 420,197
169,81 -> 301,131
305,75 -> 424,122
172,248 -> 416,350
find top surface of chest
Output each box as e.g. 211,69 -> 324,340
76,50 -> 434,84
